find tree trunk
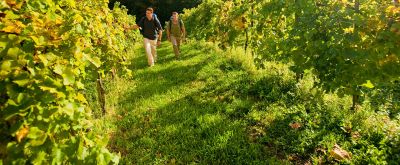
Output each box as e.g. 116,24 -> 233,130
351,94 -> 360,110
245,29 -> 249,52
245,2 -> 255,53
295,72 -> 303,81
97,73 -> 106,115
354,0 -> 360,11
111,67 -> 117,79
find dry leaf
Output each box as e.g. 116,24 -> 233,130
117,115 -> 123,120
6,0 -> 17,6
289,122 -> 301,129
351,131 -> 361,140
330,144 -> 351,161
16,126 -> 29,142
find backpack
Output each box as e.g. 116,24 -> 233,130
169,17 -> 184,33
153,13 -> 158,20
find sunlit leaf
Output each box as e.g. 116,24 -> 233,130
83,53 -> 102,68
64,102 -> 75,117
330,144 -> 351,161
32,151 -> 47,164
7,47 -> 20,58
53,64 -> 63,75
62,69 -> 75,86
1,60 -> 12,72
75,93 -> 88,104
1,24 -> 21,34
361,80 -> 375,89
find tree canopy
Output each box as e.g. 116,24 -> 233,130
109,0 -> 201,25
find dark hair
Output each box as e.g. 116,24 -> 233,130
146,7 -> 154,13
172,11 -> 178,15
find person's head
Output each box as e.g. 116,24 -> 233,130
172,12 -> 179,21
146,7 -> 154,20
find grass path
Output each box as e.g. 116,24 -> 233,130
104,41 -> 283,164
94,40 -> 398,165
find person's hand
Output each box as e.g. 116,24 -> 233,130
157,40 -> 161,46
125,25 -> 139,30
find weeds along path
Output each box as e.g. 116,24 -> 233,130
105,41 -> 283,164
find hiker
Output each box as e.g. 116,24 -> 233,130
126,7 -> 163,67
166,12 -> 186,59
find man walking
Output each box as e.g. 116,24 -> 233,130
128,7 -> 163,67
166,12 -> 186,59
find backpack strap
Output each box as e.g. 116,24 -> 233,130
169,20 -> 172,32
153,16 -> 160,31
179,19 -> 183,33
169,19 -> 184,33
141,16 -> 160,30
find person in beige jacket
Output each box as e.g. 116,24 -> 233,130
166,12 -> 186,59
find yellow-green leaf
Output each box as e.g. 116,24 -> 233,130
38,54 -> 49,66
1,60 -> 12,71
361,80 -> 375,89
32,151 -> 47,164
31,36 -> 45,46
13,79 -> 30,86
73,14 -> 84,24
62,69 -> 75,86
76,81 -> 85,89
65,0 -> 76,8
75,93 -> 88,104
1,25 -> 21,34
27,127 -> 47,146
64,102 -> 75,117
7,47 -> 20,58
27,127 -> 44,139
53,64 -> 63,75
83,53 -> 102,68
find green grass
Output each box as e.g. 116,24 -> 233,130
91,41 -> 284,164
88,40 -> 400,164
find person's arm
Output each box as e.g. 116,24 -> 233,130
125,17 -> 143,31
181,21 -> 186,42
182,26 -> 186,38
126,24 -> 139,30
157,30 -> 163,46
155,18 -> 163,46
129,17 -> 143,30
166,22 -> 171,41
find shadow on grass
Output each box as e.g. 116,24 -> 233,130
118,60 -> 211,112
112,88 -> 280,164
127,43 -> 175,70
106,41 -> 399,164
110,73 -> 283,164
151,92 -> 271,164
108,42 -> 286,164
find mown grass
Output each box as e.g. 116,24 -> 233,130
87,40 -> 400,164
